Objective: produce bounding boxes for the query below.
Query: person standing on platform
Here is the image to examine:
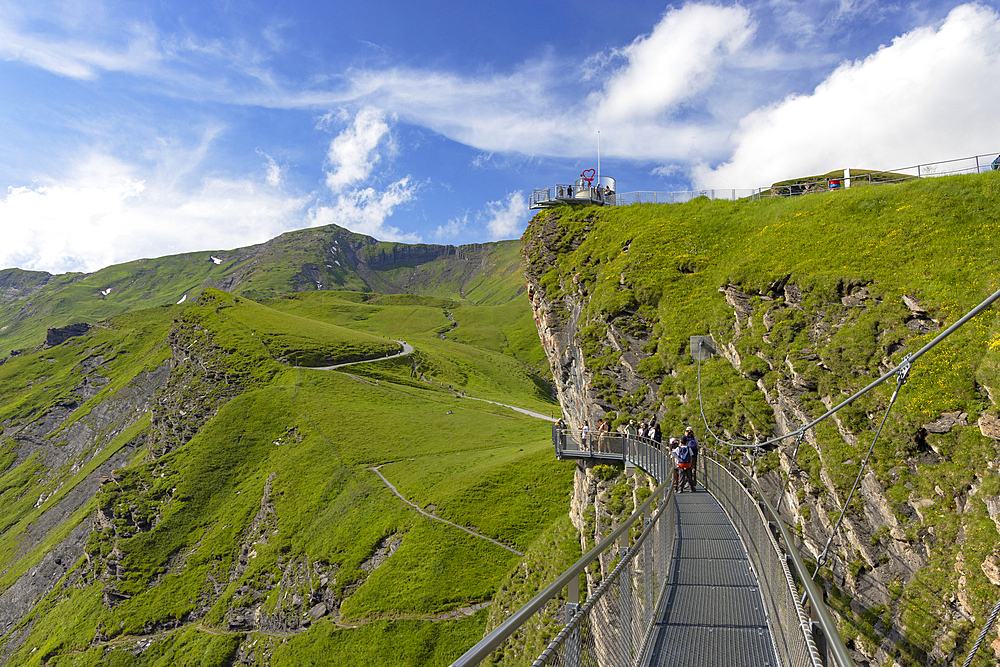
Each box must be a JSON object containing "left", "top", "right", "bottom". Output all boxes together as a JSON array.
[
  {"left": 625, "top": 419, "right": 636, "bottom": 451},
  {"left": 648, "top": 422, "right": 661, "bottom": 449},
  {"left": 681, "top": 426, "right": 699, "bottom": 489}
]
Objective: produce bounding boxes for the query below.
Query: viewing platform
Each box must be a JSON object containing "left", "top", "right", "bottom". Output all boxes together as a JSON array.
[{"left": 530, "top": 173, "right": 617, "bottom": 210}]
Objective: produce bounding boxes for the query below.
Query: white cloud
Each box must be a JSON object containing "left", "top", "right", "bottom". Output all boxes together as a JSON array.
[
  {"left": 480, "top": 191, "right": 528, "bottom": 240},
  {"left": 0, "top": 10, "right": 163, "bottom": 80},
  {"left": 594, "top": 4, "right": 755, "bottom": 124},
  {"left": 325, "top": 106, "right": 391, "bottom": 192},
  {"left": 434, "top": 214, "right": 467, "bottom": 241},
  {"left": 311, "top": 107, "right": 419, "bottom": 242},
  {"left": 310, "top": 177, "right": 419, "bottom": 242},
  {"left": 693, "top": 3, "right": 1000, "bottom": 188},
  {"left": 278, "top": 5, "right": 759, "bottom": 164},
  {"left": 262, "top": 153, "right": 282, "bottom": 187},
  {"left": 0, "top": 152, "right": 311, "bottom": 275},
  {"left": 0, "top": 2, "right": 792, "bottom": 167},
  {"left": 651, "top": 164, "right": 684, "bottom": 178}
]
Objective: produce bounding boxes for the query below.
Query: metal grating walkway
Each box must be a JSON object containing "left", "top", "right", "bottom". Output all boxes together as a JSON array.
[{"left": 643, "top": 490, "right": 779, "bottom": 667}]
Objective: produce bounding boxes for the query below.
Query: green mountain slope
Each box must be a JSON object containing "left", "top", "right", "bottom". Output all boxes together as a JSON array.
[
  {"left": 523, "top": 171, "right": 1000, "bottom": 666},
  {"left": 0, "top": 271, "right": 564, "bottom": 665},
  {"left": 0, "top": 225, "right": 526, "bottom": 359}
]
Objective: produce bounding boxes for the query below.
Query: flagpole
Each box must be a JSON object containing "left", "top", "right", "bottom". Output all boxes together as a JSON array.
[{"left": 597, "top": 131, "right": 601, "bottom": 184}]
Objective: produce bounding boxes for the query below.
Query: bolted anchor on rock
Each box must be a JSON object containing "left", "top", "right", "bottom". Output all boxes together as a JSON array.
[{"left": 689, "top": 335, "right": 717, "bottom": 361}]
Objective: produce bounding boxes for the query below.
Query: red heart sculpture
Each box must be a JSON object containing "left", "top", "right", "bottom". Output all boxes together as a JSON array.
[{"left": 581, "top": 169, "right": 596, "bottom": 184}]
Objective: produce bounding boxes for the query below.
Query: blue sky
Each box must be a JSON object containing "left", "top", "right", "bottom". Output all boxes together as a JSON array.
[{"left": 2, "top": 0, "right": 999, "bottom": 274}]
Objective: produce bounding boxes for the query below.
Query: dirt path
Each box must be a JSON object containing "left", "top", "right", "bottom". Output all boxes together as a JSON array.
[
  {"left": 369, "top": 465, "right": 524, "bottom": 556},
  {"left": 299, "top": 340, "right": 414, "bottom": 370},
  {"left": 460, "top": 396, "right": 556, "bottom": 422},
  {"left": 41, "top": 601, "right": 492, "bottom": 665}
]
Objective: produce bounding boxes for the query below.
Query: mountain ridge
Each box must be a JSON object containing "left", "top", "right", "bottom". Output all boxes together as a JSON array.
[{"left": 0, "top": 223, "right": 526, "bottom": 358}]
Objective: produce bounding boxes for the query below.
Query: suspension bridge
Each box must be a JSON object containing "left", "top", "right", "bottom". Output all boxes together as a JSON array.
[{"left": 450, "top": 285, "right": 1000, "bottom": 667}]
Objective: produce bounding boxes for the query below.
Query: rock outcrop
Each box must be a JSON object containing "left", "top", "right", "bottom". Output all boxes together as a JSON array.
[{"left": 523, "top": 210, "right": 1000, "bottom": 666}]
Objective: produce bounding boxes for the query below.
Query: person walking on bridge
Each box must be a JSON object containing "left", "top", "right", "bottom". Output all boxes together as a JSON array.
[
  {"left": 668, "top": 437, "right": 681, "bottom": 491},
  {"left": 673, "top": 437, "right": 694, "bottom": 492},
  {"left": 681, "top": 426, "right": 699, "bottom": 489}
]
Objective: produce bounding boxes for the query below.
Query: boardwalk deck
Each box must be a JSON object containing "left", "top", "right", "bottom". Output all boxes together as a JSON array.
[{"left": 642, "top": 491, "right": 779, "bottom": 667}]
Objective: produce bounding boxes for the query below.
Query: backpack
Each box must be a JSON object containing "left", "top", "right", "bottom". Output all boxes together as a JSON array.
[{"left": 677, "top": 444, "right": 692, "bottom": 465}]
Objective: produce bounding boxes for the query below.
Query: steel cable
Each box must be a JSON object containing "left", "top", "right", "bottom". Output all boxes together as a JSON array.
[
  {"left": 690, "top": 285, "right": 1000, "bottom": 662},
  {"left": 696, "top": 344, "right": 761, "bottom": 450},
  {"left": 961, "top": 594, "right": 1000, "bottom": 667},
  {"left": 810, "top": 367, "right": 907, "bottom": 581},
  {"left": 774, "top": 431, "right": 807, "bottom": 514}
]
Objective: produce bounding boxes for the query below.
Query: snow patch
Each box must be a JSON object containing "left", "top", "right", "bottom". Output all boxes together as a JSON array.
[
  {"left": 101, "top": 288, "right": 111, "bottom": 296},
  {"left": 177, "top": 294, "right": 187, "bottom": 304},
  {"left": 334, "top": 260, "right": 340, "bottom": 267},
  {"left": 210, "top": 256, "right": 223, "bottom": 265}
]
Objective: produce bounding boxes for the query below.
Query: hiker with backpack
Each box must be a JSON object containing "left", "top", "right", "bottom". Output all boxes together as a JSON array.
[
  {"left": 680, "top": 426, "right": 699, "bottom": 489},
  {"left": 669, "top": 438, "right": 681, "bottom": 491},
  {"left": 673, "top": 437, "right": 695, "bottom": 492}
]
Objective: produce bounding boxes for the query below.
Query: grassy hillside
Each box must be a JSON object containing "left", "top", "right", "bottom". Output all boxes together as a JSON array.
[
  {"left": 0, "top": 227, "right": 527, "bottom": 359},
  {"left": 263, "top": 291, "right": 553, "bottom": 412},
  {"left": 0, "top": 274, "right": 568, "bottom": 666},
  {"left": 523, "top": 170, "right": 1000, "bottom": 666}
]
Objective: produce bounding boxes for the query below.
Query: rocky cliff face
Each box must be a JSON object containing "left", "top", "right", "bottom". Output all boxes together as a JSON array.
[
  {"left": 523, "top": 212, "right": 1000, "bottom": 666},
  {"left": 0, "top": 269, "right": 58, "bottom": 306},
  {"left": 0, "top": 351, "right": 168, "bottom": 655}
]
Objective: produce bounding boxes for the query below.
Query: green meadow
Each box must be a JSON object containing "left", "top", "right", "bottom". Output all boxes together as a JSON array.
[
  {"left": 263, "top": 292, "right": 553, "bottom": 413},
  {"left": 0, "top": 276, "right": 571, "bottom": 666}
]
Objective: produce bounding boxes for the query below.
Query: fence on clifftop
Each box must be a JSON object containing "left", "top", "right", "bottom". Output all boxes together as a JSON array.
[{"left": 532, "top": 152, "right": 1000, "bottom": 210}]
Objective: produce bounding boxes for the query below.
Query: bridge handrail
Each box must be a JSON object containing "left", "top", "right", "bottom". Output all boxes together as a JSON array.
[
  {"left": 451, "top": 437, "right": 672, "bottom": 667},
  {"left": 552, "top": 427, "right": 669, "bottom": 483},
  {"left": 703, "top": 447, "right": 856, "bottom": 667},
  {"left": 454, "top": 428, "right": 856, "bottom": 667}
]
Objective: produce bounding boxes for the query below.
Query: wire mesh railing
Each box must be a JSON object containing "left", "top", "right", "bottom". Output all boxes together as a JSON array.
[
  {"left": 530, "top": 151, "right": 1000, "bottom": 210},
  {"left": 702, "top": 449, "right": 856, "bottom": 667},
  {"left": 553, "top": 428, "right": 670, "bottom": 484},
  {"left": 614, "top": 188, "right": 760, "bottom": 205},
  {"left": 763, "top": 152, "right": 1000, "bottom": 198},
  {"left": 451, "top": 436, "right": 672, "bottom": 667},
  {"left": 531, "top": 482, "right": 675, "bottom": 667},
  {"left": 453, "top": 428, "right": 858, "bottom": 667},
  {"left": 530, "top": 184, "right": 615, "bottom": 208}
]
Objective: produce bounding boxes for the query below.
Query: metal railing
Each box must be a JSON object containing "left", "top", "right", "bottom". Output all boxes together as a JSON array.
[
  {"left": 452, "top": 432, "right": 856, "bottom": 667},
  {"left": 531, "top": 151, "right": 1000, "bottom": 210},
  {"left": 552, "top": 428, "right": 669, "bottom": 484},
  {"left": 531, "top": 185, "right": 616, "bottom": 208},
  {"left": 452, "top": 434, "right": 672, "bottom": 667},
  {"left": 762, "top": 152, "right": 1000, "bottom": 198},
  {"left": 614, "top": 188, "right": 759, "bottom": 205},
  {"left": 700, "top": 449, "right": 855, "bottom": 667}
]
